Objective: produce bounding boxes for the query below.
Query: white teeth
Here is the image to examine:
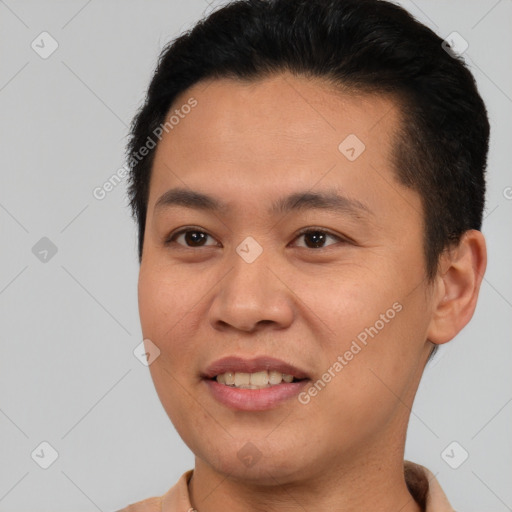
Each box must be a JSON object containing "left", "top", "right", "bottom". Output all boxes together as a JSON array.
[
  {"left": 215, "top": 371, "right": 297, "bottom": 388},
  {"left": 234, "top": 372, "right": 250, "bottom": 387},
  {"left": 269, "top": 370, "right": 283, "bottom": 385},
  {"left": 249, "top": 371, "right": 269, "bottom": 386}
]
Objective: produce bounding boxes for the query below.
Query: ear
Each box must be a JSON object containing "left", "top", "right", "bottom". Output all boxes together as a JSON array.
[{"left": 426, "top": 230, "right": 487, "bottom": 345}]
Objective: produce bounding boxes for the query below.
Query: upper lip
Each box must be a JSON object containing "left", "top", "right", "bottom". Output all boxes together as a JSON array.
[{"left": 202, "top": 356, "right": 310, "bottom": 380}]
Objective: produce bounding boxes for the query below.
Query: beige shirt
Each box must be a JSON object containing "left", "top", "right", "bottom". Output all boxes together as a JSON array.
[{"left": 117, "top": 461, "right": 455, "bottom": 512}]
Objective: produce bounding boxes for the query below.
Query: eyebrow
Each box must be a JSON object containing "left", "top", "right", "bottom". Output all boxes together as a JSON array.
[{"left": 154, "top": 187, "right": 373, "bottom": 219}]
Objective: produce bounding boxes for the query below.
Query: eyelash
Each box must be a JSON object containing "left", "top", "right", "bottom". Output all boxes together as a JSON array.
[{"left": 164, "top": 227, "right": 350, "bottom": 250}]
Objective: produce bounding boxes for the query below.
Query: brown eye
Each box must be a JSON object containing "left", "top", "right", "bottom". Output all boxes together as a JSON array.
[
  {"left": 166, "top": 229, "right": 218, "bottom": 248},
  {"left": 164, "top": 227, "right": 347, "bottom": 250},
  {"left": 293, "top": 229, "right": 345, "bottom": 249}
]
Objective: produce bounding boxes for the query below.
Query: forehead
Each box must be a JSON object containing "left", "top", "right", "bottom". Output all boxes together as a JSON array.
[
  {"left": 148, "top": 72, "right": 414, "bottom": 224},
  {"left": 160, "top": 73, "right": 400, "bottom": 161}
]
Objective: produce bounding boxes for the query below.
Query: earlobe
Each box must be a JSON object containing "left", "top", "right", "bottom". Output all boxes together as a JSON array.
[{"left": 426, "top": 230, "right": 487, "bottom": 345}]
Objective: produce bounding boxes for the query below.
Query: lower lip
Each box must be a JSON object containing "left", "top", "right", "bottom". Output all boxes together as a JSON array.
[{"left": 204, "top": 378, "right": 310, "bottom": 411}]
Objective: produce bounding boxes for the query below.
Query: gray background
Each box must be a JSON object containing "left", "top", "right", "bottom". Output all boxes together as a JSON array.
[{"left": 0, "top": 1, "right": 511, "bottom": 511}]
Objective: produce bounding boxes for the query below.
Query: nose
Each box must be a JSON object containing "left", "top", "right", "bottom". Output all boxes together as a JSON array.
[{"left": 208, "top": 251, "right": 294, "bottom": 333}]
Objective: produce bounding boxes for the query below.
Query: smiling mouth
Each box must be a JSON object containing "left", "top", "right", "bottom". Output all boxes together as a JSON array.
[{"left": 210, "top": 370, "right": 307, "bottom": 389}]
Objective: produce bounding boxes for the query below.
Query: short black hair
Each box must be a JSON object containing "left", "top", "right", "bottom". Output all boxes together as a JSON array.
[{"left": 126, "top": 0, "right": 489, "bottom": 284}]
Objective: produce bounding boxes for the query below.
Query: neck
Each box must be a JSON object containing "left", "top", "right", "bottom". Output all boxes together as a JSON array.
[{"left": 188, "top": 440, "right": 422, "bottom": 512}]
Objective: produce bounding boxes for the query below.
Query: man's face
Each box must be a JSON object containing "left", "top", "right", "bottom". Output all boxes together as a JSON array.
[{"left": 138, "top": 73, "right": 435, "bottom": 482}]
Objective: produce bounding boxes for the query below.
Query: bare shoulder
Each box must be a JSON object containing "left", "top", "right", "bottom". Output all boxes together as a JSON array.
[{"left": 115, "top": 496, "right": 162, "bottom": 512}]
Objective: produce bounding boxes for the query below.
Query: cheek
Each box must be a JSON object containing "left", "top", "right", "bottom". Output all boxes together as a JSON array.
[
  {"left": 138, "top": 263, "right": 195, "bottom": 340},
  {"left": 298, "top": 268, "right": 430, "bottom": 425},
  {"left": 137, "top": 266, "right": 200, "bottom": 429},
  {"left": 318, "top": 294, "right": 429, "bottom": 433},
  {"left": 137, "top": 264, "right": 205, "bottom": 407}
]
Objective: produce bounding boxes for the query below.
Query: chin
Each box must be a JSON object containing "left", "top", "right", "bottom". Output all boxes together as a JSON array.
[{"left": 193, "top": 437, "right": 320, "bottom": 485}]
